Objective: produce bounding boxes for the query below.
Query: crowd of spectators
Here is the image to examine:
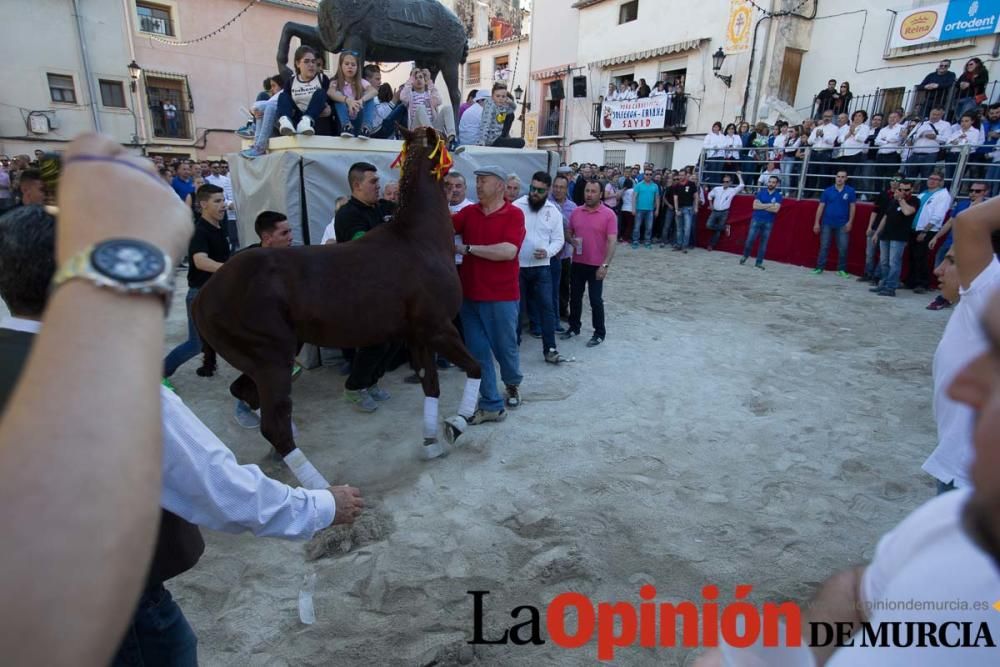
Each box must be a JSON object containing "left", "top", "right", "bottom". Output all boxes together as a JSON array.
[{"left": 238, "top": 47, "right": 525, "bottom": 159}]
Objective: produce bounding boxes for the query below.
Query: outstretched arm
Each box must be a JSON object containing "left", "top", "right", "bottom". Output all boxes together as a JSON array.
[{"left": 0, "top": 134, "right": 193, "bottom": 666}]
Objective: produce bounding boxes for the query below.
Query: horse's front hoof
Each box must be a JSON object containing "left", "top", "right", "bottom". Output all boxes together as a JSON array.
[
  {"left": 443, "top": 415, "right": 468, "bottom": 445},
  {"left": 420, "top": 437, "right": 448, "bottom": 460}
]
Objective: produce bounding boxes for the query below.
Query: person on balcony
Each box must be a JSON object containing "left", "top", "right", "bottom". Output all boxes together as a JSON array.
[
  {"left": 943, "top": 112, "right": 983, "bottom": 186},
  {"left": 808, "top": 110, "right": 837, "bottom": 193},
  {"left": 162, "top": 100, "right": 178, "bottom": 137},
  {"left": 903, "top": 107, "right": 950, "bottom": 186},
  {"left": 953, "top": 58, "right": 989, "bottom": 121},
  {"left": 702, "top": 121, "right": 727, "bottom": 187},
  {"left": 605, "top": 82, "right": 618, "bottom": 102},
  {"left": 832, "top": 81, "right": 852, "bottom": 115},
  {"left": 919, "top": 60, "right": 956, "bottom": 117},
  {"left": 874, "top": 111, "right": 906, "bottom": 190},
  {"left": 722, "top": 123, "right": 741, "bottom": 176},
  {"left": 837, "top": 110, "right": 871, "bottom": 182},
  {"left": 779, "top": 125, "right": 802, "bottom": 192},
  {"left": 813, "top": 79, "right": 838, "bottom": 119}
]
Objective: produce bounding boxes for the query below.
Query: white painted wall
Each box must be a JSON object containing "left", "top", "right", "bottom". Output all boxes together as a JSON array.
[{"left": 0, "top": 0, "right": 136, "bottom": 156}]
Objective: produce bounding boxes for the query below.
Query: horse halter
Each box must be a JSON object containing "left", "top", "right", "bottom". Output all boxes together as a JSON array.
[{"left": 391, "top": 135, "right": 454, "bottom": 181}]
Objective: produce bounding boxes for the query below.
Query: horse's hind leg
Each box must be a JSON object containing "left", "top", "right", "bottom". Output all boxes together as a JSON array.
[
  {"left": 256, "top": 364, "right": 329, "bottom": 489},
  {"left": 230, "top": 373, "right": 258, "bottom": 409},
  {"left": 411, "top": 344, "right": 446, "bottom": 460}
]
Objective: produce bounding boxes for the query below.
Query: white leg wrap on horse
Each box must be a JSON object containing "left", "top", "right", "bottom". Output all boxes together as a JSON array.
[
  {"left": 284, "top": 448, "right": 330, "bottom": 490},
  {"left": 423, "top": 396, "right": 439, "bottom": 440},
  {"left": 459, "top": 378, "right": 481, "bottom": 418}
]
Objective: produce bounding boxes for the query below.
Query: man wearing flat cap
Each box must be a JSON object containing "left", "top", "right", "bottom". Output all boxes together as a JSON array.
[{"left": 452, "top": 165, "right": 526, "bottom": 423}]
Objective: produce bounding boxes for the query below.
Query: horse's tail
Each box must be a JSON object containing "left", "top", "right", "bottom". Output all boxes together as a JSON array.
[{"left": 196, "top": 342, "right": 218, "bottom": 378}]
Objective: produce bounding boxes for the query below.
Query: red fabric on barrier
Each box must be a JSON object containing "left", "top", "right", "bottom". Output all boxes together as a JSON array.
[{"left": 692, "top": 195, "right": 879, "bottom": 274}]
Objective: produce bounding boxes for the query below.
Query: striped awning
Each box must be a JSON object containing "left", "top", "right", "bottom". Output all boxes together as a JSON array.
[
  {"left": 532, "top": 65, "right": 575, "bottom": 81},
  {"left": 588, "top": 38, "right": 707, "bottom": 69}
]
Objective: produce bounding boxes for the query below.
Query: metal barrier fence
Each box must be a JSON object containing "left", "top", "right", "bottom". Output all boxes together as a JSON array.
[{"left": 697, "top": 144, "right": 1000, "bottom": 200}]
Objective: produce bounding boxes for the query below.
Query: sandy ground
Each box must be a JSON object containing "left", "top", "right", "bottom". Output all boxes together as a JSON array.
[{"left": 163, "top": 246, "right": 946, "bottom": 666}]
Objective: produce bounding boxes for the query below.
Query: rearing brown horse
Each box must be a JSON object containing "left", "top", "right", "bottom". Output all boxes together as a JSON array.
[{"left": 192, "top": 126, "right": 483, "bottom": 488}]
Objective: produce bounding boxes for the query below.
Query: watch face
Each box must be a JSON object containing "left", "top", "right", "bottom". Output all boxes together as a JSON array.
[{"left": 91, "top": 239, "right": 167, "bottom": 283}]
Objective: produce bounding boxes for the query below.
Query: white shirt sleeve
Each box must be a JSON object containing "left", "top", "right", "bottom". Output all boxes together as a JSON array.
[
  {"left": 860, "top": 490, "right": 970, "bottom": 610},
  {"left": 320, "top": 220, "right": 337, "bottom": 244},
  {"left": 545, "top": 206, "right": 565, "bottom": 257},
  {"left": 159, "top": 388, "right": 336, "bottom": 539},
  {"left": 920, "top": 191, "right": 953, "bottom": 230}
]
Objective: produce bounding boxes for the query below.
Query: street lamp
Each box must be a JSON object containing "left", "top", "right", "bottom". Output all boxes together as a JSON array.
[
  {"left": 513, "top": 84, "right": 530, "bottom": 138},
  {"left": 128, "top": 60, "right": 142, "bottom": 91},
  {"left": 712, "top": 48, "right": 732, "bottom": 88}
]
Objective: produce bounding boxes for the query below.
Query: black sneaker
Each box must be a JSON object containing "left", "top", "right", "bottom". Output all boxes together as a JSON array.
[
  {"left": 739, "top": 257, "right": 747, "bottom": 265},
  {"left": 505, "top": 385, "right": 521, "bottom": 408},
  {"left": 544, "top": 348, "right": 564, "bottom": 364},
  {"left": 856, "top": 274, "right": 870, "bottom": 282},
  {"left": 586, "top": 335, "right": 604, "bottom": 347},
  {"left": 560, "top": 329, "right": 580, "bottom": 340}
]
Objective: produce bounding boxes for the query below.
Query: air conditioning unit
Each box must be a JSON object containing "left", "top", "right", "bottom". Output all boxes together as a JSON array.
[
  {"left": 29, "top": 114, "right": 50, "bottom": 134},
  {"left": 44, "top": 111, "right": 61, "bottom": 129}
]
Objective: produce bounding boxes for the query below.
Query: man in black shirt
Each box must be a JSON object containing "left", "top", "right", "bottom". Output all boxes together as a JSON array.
[
  {"left": 671, "top": 173, "right": 699, "bottom": 252},
  {"left": 871, "top": 179, "right": 918, "bottom": 297},
  {"left": 164, "top": 184, "right": 230, "bottom": 380},
  {"left": 814, "top": 79, "right": 838, "bottom": 118},
  {"left": 572, "top": 164, "right": 593, "bottom": 206},
  {"left": 242, "top": 211, "right": 293, "bottom": 251},
  {"left": 336, "top": 162, "right": 397, "bottom": 413},
  {"left": 859, "top": 176, "right": 899, "bottom": 283}
]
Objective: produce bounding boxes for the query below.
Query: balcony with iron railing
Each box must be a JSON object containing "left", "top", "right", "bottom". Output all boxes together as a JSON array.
[
  {"left": 148, "top": 105, "right": 193, "bottom": 140},
  {"left": 809, "top": 81, "right": 1000, "bottom": 123},
  {"left": 591, "top": 94, "right": 688, "bottom": 139}
]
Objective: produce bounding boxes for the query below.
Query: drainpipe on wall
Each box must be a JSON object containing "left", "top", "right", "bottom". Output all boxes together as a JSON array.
[
  {"left": 750, "top": 0, "right": 777, "bottom": 121},
  {"left": 122, "top": 0, "right": 148, "bottom": 143},
  {"left": 72, "top": 0, "right": 102, "bottom": 133}
]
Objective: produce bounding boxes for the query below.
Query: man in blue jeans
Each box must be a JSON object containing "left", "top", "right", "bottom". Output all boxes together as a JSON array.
[
  {"left": 453, "top": 166, "right": 526, "bottom": 420},
  {"left": 811, "top": 169, "right": 856, "bottom": 278},
  {"left": 741, "top": 175, "right": 782, "bottom": 269},
  {"left": 871, "top": 179, "right": 918, "bottom": 297},
  {"left": 671, "top": 171, "right": 699, "bottom": 253},
  {"left": 631, "top": 168, "right": 659, "bottom": 248},
  {"left": 513, "top": 171, "right": 565, "bottom": 364},
  {"left": 163, "top": 184, "right": 230, "bottom": 384}
]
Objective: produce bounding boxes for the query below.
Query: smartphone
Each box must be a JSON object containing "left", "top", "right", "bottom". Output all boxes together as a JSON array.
[{"left": 38, "top": 151, "right": 62, "bottom": 202}]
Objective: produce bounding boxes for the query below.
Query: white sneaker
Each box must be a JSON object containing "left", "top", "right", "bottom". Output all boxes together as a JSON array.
[
  {"left": 278, "top": 116, "right": 295, "bottom": 136},
  {"left": 296, "top": 116, "right": 314, "bottom": 135},
  {"left": 340, "top": 131, "right": 355, "bottom": 139}
]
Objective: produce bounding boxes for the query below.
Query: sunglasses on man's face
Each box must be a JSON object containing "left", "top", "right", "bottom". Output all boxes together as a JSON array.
[
  {"left": 529, "top": 186, "right": 549, "bottom": 194},
  {"left": 971, "top": 188, "right": 986, "bottom": 192},
  {"left": 899, "top": 188, "right": 912, "bottom": 193}
]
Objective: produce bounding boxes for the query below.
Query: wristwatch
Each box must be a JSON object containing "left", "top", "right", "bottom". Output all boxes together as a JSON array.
[
  {"left": 466, "top": 244, "right": 473, "bottom": 256},
  {"left": 51, "top": 238, "right": 175, "bottom": 315},
  {"left": 601, "top": 263, "right": 610, "bottom": 268}
]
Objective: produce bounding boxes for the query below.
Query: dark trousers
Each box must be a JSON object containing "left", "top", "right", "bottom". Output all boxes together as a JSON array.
[
  {"left": 619, "top": 211, "right": 635, "bottom": 242},
  {"left": 345, "top": 342, "right": 396, "bottom": 390},
  {"left": 112, "top": 583, "right": 198, "bottom": 667},
  {"left": 520, "top": 265, "right": 556, "bottom": 352},
  {"left": 875, "top": 153, "right": 901, "bottom": 187},
  {"left": 907, "top": 230, "right": 933, "bottom": 289},
  {"left": 163, "top": 288, "right": 201, "bottom": 378},
  {"left": 569, "top": 263, "right": 606, "bottom": 338},
  {"left": 559, "top": 258, "right": 571, "bottom": 319}
]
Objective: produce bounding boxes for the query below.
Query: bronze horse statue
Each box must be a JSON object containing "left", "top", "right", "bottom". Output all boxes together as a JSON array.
[
  {"left": 192, "top": 126, "right": 484, "bottom": 488},
  {"left": 276, "top": 0, "right": 468, "bottom": 131}
]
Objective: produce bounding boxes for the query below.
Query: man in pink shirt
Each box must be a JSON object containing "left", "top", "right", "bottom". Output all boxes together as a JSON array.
[{"left": 562, "top": 181, "right": 617, "bottom": 347}]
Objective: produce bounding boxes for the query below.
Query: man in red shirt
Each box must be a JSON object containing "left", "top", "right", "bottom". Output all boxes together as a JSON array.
[
  {"left": 563, "top": 180, "right": 617, "bottom": 347},
  {"left": 453, "top": 166, "right": 527, "bottom": 422}
]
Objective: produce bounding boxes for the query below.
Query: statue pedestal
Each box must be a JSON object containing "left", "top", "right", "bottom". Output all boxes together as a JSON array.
[{"left": 230, "top": 135, "right": 557, "bottom": 247}]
